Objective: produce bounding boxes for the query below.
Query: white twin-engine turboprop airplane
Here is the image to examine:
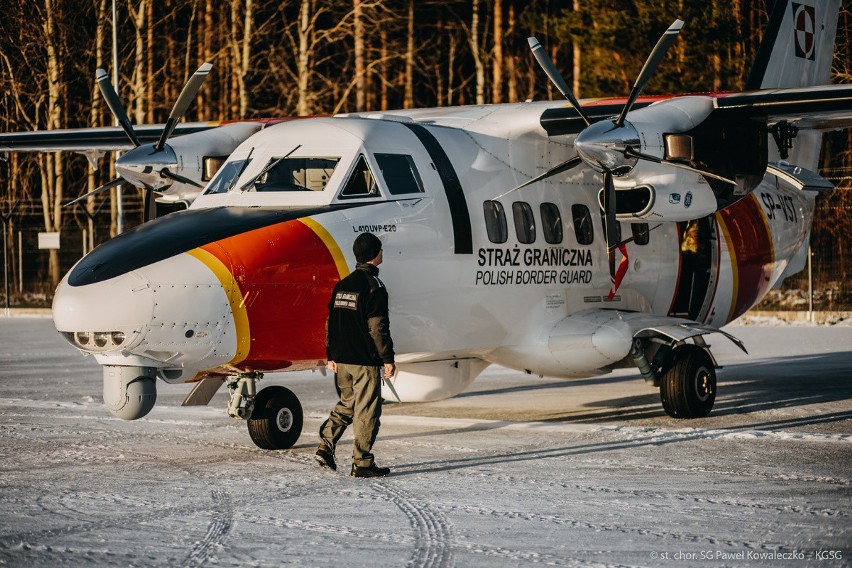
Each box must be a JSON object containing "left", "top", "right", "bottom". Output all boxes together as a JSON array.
[{"left": 5, "top": 0, "right": 852, "bottom": 449}]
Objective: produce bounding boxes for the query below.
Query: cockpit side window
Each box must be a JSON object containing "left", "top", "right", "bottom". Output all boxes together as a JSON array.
[
  {"left": 253, "top": 157, "right": 339, "bottom": 192},
  {"left": 204, "top": 158, "right": 252, "bottom": 194},
  {"left": 339, "top": 154, "right": 380, "bottom": 199},
  {"left": 375, "top": 154, "right": 424, "bottom": 195}
]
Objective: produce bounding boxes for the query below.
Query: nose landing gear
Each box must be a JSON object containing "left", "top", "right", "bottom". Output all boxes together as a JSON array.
[{"left": 226, "top": 373, "right": 304, "bottom": 449}]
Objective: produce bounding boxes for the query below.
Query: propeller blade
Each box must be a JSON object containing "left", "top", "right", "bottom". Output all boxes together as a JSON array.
[
  {"left": 143, "top": 186, "right": 157, "bottom": 222},
  {"left": 603, "top": 170, "right": 618, "bottom": 280},
  {"left": 96, "top": 69, "right": 142, "bottom": 148},
  {"left": 64, "top": 177, "right": 123, "bottom": 208},
  {"left": 155, "top": 62, "right": 213, "bottom": 151},
  {"left": 623, "top": 146, "right": 737, "bottom": 185},
  {"left": 495, "top": 155, "right": 583, "bottom": 199},
  {"left": 160, "top": 168, "right": 203, "bottom": 188},
  {"left": 615, "top": 19, "right": 684, "bottom": 127},
  {"left": 528, "top": 38, "right": 591, "bottom": 127}
]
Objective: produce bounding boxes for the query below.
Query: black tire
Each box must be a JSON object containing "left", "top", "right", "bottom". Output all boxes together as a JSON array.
[
  {"left": 659, "top": 345, "right": 716, "bottom": 418},
  {"left": 247, "top": 386, "right": 303, "bottom": 450}
]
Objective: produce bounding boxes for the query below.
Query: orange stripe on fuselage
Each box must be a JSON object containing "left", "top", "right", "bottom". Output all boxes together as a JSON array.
[
  {"left": 197, "top": 218, "right": 343, "bottom": 371},
  {"left": 717, "top": 194, "right": 775, "bottom": 322}
]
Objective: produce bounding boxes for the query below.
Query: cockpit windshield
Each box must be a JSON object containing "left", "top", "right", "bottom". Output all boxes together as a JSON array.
[
  {"left": 204, "top": 158, "right": 252, "bottom": 195},
  {"left": 250, "top": 156, "right": 340, "bottom": 192}
]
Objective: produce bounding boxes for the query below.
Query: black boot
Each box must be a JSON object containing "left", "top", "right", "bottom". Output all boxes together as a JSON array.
[
  {"left": 315, "top": 448, "right": 337, "bottom": 471},
  {"left": 351, "top": 463, "right": 390, "bottom": 477}
]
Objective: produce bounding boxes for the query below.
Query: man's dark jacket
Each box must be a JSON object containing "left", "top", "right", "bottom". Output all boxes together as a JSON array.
[{"left": 326, "top": 263, "right": 394, "bottom": 366}]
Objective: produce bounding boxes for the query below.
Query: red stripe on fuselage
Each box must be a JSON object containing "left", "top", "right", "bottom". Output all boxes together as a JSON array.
[
  {"left": 718, "top": 194, "right": 774, "bottom": 321},
  {"left": 200, "top": 219, "right": 339, "bottom": 371}
]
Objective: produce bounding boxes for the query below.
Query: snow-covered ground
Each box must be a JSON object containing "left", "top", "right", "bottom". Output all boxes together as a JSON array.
[{"left": 0, "top": 317, "right": 849, "bottom": 567}]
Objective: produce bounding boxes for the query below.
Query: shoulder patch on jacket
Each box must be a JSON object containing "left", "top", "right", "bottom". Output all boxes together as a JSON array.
[{"left": 333, "top": 291, "right": 359, "bottom": 310}]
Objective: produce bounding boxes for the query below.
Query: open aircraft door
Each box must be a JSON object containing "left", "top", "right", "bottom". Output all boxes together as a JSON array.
[{"left": 670, "top": 216, "right": 719, "bottom": 322}]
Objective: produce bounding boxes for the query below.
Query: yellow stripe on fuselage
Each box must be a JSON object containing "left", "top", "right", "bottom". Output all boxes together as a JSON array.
[
  {"left": 298, "top": 217, "right": 351, "bottom": 279},
  {"left": 186, "top": 248, "right": 251, "bottom": 365}
]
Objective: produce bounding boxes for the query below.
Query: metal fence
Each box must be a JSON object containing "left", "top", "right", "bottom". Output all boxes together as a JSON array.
[{"left": 1, "top": 190, "right": 851, "bottom": 311}]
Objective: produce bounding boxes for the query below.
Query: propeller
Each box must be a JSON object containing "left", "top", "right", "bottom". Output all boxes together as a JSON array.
[
  {"left": 501, "top": 20, "right": 744, "bottom": 278},
  {"left": 69, "top": 63, "right": 213, "bottom": 220}
]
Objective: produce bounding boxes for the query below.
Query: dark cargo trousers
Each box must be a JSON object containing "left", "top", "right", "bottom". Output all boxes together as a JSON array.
[{"left": 318, "top": 363, "right": 382, "bottom": 467}]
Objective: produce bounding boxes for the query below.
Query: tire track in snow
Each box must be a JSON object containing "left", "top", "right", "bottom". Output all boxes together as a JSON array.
[
  {"left": 376, "top": 482, "right": 453, "bottom": 568},
  {"left": 181, "top": 489, "right": 233, "bottom": 568}
]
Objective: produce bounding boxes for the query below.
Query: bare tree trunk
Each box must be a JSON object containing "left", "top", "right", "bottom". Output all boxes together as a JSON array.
[
  {"left": 229, "top": 0, "right": 254, "bottom": 118},
  {"left": 130, "top": 0, "right": 148, "bottom": 125},
  {"left": 469, "top": 0, "right": 485, "bottom": 105},
  {"left": 297, "top": 0, "right": 312, "bottom": 115},
  {"left": 380, "top": 26, "right": 389, "bottom": 110},
  {"left": 572, "top": 0, "right": 581, "bottom": 97},
  {"left": 199, "top": 0, "right": 213, "bottom": 120},
  {"left": 240, "top": 0, "right": 253, "bottom": 116},
  {"left": 43, "top": 0, "right": 64, "bottom": 287},
  {"left": 146, "top": 0, "right": 154, "bottom": 122},
  {"left": 447, "top": 26, "right": 456, "bottom": 106},
  {"left": 491, "top": 0, "right": 503, "bottom": 104},
  {"left": 404, "top": 0, "right": 414, "bottom": 108},
  {"left": 507, "top": 4, "right": 517, "bottom": 102},
  {"left": 87, "top": 0, "right": 108, "bottom": 251},
  {"left": 353, "top": 0, "right": 366, "bottom": 111}
]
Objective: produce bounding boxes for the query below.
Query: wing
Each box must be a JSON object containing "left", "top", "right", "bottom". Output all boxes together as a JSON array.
[
  {"left": 0, "top": 122, "right": 219, "bottom": 152},
  {"left": 713, "top": 84, "right": 852, "bottom": 130}
]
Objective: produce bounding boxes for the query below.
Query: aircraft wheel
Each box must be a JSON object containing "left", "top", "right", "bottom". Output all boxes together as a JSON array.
[
  {"left": 659, "top": 345, "right": 716, "bottom": 418},
  {"left": 247, "top": 386, "right": 303, "bottom": 450}
]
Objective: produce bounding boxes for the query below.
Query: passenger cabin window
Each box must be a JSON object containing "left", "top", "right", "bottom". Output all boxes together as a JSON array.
[
  {"left": 631, "top": 223, "right": 650, "bottom": 245},
  {"left": 513, "top": 202, "right": 536, "bottom": 244},
  {"left": 339, "top": 155, "right": 380, "bottom": 198},
  {"left": 254, "top": 156, "right": 339, "bottom": 192},
  {"left": 483, "top": 201, "right": 508, "bottom": 243},
  {"left": 572, "top": 204, "right": 594, "bottom": 245},
  {"left": 204, "top": 158, "right": 252, "bottom": 194},
  {"left": 540, "top": 202, "right": 563, "bottom": 244},
  {"left": 375, "top": 154, "right": 424, "bottom": 195}
]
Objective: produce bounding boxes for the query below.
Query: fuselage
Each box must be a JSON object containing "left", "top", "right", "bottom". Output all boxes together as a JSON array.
[{"left": 52, "top": 100, "right": 814, "bottom": 383}]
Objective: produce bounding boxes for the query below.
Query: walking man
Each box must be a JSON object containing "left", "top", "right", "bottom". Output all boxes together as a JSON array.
[{"left": 315, "top": 232, "right": 396, "bottom": 477}]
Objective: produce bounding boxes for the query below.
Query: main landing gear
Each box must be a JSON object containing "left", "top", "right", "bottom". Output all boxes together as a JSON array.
[
  {"left": 226, "top": 373, "right": 304, "bottom": 449},
  {"left": 632, "top": 339, "right": 717, "bottom": 418}
]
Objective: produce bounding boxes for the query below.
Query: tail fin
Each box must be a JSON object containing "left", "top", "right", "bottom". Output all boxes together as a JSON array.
[{"left": 745, "top": 0, "right": 840, "bottom": 90}]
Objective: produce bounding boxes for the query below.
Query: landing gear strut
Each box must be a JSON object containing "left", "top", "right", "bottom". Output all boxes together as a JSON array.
[{"left": 226, "top": 373, "right": 304, "bottom": 449}]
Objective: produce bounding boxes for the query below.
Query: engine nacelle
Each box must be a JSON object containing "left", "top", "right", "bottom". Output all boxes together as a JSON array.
[
  {"left": 103, "top": 365, "right": 157, "bottom": 420},
  {"left": 607, "top": 166, "right": 720, "bottom": 222},
  {"left": 383, "top": 359, "right": 490, "bottom": 402},
  {"left": 115, "top": 122, "right": 262, "bottom": 205}
]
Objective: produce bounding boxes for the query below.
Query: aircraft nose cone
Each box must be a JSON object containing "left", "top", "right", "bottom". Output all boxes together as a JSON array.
[
  {"left": 115, "top": 143, "right": 177, "bottom": 189},
  {"left": 575, "top": 120, "right": 640, "bottom": 175},
  {"left": 53, "top": 266, "right": 155, "bottom": 352},
  {"left": 54, "top": 250, "right": 241, "bottom": 371}
]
